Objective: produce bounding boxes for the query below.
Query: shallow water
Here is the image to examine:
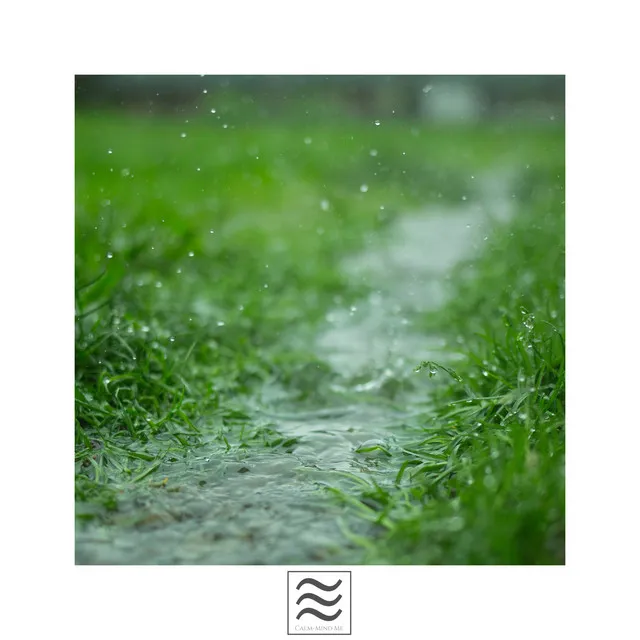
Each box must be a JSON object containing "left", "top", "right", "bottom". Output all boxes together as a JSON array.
[{"left": 76, "top": 170, "right": 515, "bottom": 565}]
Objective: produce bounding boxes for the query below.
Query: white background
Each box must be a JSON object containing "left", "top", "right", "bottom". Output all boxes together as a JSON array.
[{"left": 2, "top": 1, "right": 639, "bottom": 638}]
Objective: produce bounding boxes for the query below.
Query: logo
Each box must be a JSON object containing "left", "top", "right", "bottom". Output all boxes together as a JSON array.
[{"left": 287, "top": 571, "right": 352, "bottom": 635}]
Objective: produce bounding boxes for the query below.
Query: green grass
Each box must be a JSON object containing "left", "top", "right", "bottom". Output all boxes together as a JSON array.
[
  {"left": 332, "top": 170, "right": 565, "bottom": 564},
  {"left": 75, "top": 108, "right": 564, "bottom": 563}
]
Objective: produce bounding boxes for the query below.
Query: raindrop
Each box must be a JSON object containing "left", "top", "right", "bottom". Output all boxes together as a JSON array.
[
  {"left": 107, "top": 149, "right": 113, "bottom": 154},
  {"left": 121, "top": 168, "right": 130, "bottom": 177},
  {"left": 263, "top": 283, "right": 268, "bottom": 289},
  {"left": 304, "top": 137, "right": 312, "bottom": 145},
  {"left": 176, "top": 268, "right": 182, "bottom": 274},
  {"left": 320, "top": 199, "right": 330, "bottom": 211},
  {"left": 482, "top": 370, "right": 489, "bottom": 377},
  {"left": 209, "top": 229, "right": 215, "bottom": 234},
  {"left": 106, "top": 252, "right": 113, "bottom": 259},
  {"left": 217, "top": 321, "right": 225, "bottom": 327},
  {"left": 461, "top": 195, "right": 467, "bottom": 201},
  {"left": 155, "top": 281, "right": 162, "bottom": 288},
  {"left": 210, "top": 108, "right": 216, "bottom": 114},
  {"left": 238, "top": 304, "right": 244, "bottom": 311},
  {"left": 202, "top": 89, "right": 208, "bottom": 94},
  {"left": 180, "top": 132, "right": 187, "bottom": 138},
  {"left": 360, "top": 184, "right": 369, "bottom": 193},
  {"left": 222, "top": 124, "right": 228, "bottom": 129},
  {"left": 370, "top": 149, "right": 378, "bottom": 157},
  {"left": 188, "top": 251, "right": 195, "bottom": 257},
  {"left": 374, "top": 120, "right": 380, "bottom": 126},
  {"left": 169, "top": 336, "right": 175, "bottom": 342},
  {"left": 196, "top": 167, "right": 201, "bottom": 172},
  {"left": 141, "top": 325, "right": 150, "bottom": 333}
]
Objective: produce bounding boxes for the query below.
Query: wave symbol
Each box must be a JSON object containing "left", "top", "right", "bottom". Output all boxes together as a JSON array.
[
  {"left": 295, "top": 578, "right": 342, "bottom": 592},
  {"left": 295, "top": 577, "right": 343, "bottom": 621},
  {"left": 296, "top": 593, "right": 342, "bottom": 607},
  {"left": 296, "top": 608, "right": 343, "bottom": 621}
]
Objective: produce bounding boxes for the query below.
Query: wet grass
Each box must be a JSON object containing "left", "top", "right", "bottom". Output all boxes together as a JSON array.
[
  {"left": 333, "top": 171, "right": 565, "bottom": 563},
  {"left": 75, "top": 108, "right": 564, "bottom": 563}
]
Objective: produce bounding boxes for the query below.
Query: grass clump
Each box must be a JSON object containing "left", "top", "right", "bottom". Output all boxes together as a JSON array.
[{"left": 338, "top": 170, "right": 565, "bottom": 564}]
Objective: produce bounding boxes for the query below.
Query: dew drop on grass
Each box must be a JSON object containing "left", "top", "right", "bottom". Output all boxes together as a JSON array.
[
  {"left": 210, "top": 108, "right": 216, "bottom": 114},
  {"left": 370, "top": 149, "right": 378, "bottom": 157},
  {"left": 107, "top": 149, "right": 113, "bottom": 154},
  {"left": 176, "top": 268, "right": 182, "bottom": 274},
  {"left": 180, "top": 132, "right": 187, "bottom": 138},
  {"left": 106, "top": 252, "right": 113, "bottom": 259},
  {"left": 188, "top": 251, "right": 195, "bottom": 257},
  {"left": 155, "top": 281, "right": 163, "bottom": 288},
  {"left": 169, "top": 336, "right": 175, "bottom": 343},
  {"left": 360, "top": 184, "right": 369, "bottom": 193},
  {"left": 482, "top": 370, "right": 489, "bottom": 377},
  {"left": 374, "top": 120, "right": 380, "bottom": 126}
]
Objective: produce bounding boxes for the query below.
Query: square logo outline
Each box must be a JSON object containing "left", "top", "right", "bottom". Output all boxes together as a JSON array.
[{"left": 287, "top": 570, "right": 352, "bottom": 636}]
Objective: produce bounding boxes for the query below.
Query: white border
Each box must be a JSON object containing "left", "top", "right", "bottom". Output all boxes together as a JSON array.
[{"left": 4, "top": 1, "right": 639, "bottom": 638}]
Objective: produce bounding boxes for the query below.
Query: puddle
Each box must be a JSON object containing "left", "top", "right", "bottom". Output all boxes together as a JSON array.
[{"left": 76, "top": 170, "right": 515, "bottom": 565}]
